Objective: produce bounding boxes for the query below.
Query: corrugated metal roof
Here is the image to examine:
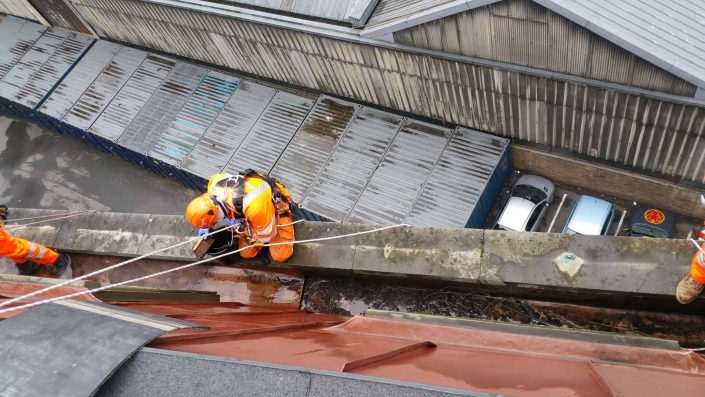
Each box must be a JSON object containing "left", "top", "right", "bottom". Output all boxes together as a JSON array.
[
  {"left": 118, "top": 62, "right": 208, "bottom": 155},
  {"left": 181, "top": 80, "right": 277, "bottom": 179},
  {"left": 39, "top": 40, "right": 122, "bottom": 120},
  {"left": 0, "top": 1, "right": 40, "bottom": 22},
  {"left": 301, "top": 107, "right": 403, "bottom": 221},
  {"left": 226, "top": 0, "right": 379, "bottom": 26},
  {"left": 0, "top": 21, "right": 45, "bottom": 80},
  {"left": 62, "top": 47, "right": 147, "bottom": 131},
  {"left": 223, "top": 91, "right": 314, "bottom": 174},
  {"left": 533, "top": 0, "right": 705, "bottom": 89},
  {"left": 406, "top": 127, "right": 509, "bottom": 227},
  {"left": 89, "top": 54, "right": 176, "bottom": 141},
  {"left": 271, "top": 96, "right": 359, "bottom": 202},
  {"left": 14, "top": 33, "right": 93, "bottom": 109},
  {"left": 347, "top": 119, "right": 452, "bottom": 224},
  {"left": 0, "top": 16, "right": 28, "bottom": 46},
  {"left": 0, "top": 28, "right": 69, "bottom": 102},
  {"left": 148, "top": 71, "right": 240, "bottom": 166}
]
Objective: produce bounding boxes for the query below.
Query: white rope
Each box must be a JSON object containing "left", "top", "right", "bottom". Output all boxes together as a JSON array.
[
  {"left": 0, "top": 223, "right": 407, "bottom": 315},
  {"left": 277, "top": 219, "right": 305, "bottom": 227},
  {"left": 689, "top": 238, "right": 705, "bottom": 256},
  {"left": 0, "top": 224, "right": 239, "bottom": 309},
  {"left": 3, "top": 210, "right": 99, "bottom": 231},
  {"left": 6, "top": 210, "right": 95, "bottom": 223}
]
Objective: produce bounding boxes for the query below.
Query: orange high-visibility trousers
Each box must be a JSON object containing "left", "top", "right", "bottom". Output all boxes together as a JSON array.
[
  {"left": 691, "top": 243, "right": 705, "bottom": 284},
  {"left": 237, "top": 214, "right": 295, "bottom": 263},
  {"left": 0, "top": 228, "right": 59, "bottom": 265}
]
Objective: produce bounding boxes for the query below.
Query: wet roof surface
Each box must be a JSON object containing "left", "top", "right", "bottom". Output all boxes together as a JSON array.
[
  {"left": 0, "top": 16, "right": 510, "bottom": 229},
  {"left": 102, "top": 302, "right": 705, "bottom": 397}
]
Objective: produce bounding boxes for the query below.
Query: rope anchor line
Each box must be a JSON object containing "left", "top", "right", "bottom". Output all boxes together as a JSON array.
[{"left": 0, "top": 223, "right": 408, "bottom": 315}]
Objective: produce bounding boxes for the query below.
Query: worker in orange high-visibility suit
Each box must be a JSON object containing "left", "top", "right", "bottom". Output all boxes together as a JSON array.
[
  {"left": 185, "top": 170, "right": 297, "bottom": 263},
  {"left": 0, "top": 205, "right": 72, "bottom": 276}
]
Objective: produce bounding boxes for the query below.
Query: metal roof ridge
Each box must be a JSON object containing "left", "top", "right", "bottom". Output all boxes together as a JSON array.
[{"left": 140, "top": 0, "right": 705, "bottom": 107}]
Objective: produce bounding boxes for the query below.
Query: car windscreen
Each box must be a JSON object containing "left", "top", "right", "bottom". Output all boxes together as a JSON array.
[{"left": 512, "top": 184, "right": 547, "bottom": 204}]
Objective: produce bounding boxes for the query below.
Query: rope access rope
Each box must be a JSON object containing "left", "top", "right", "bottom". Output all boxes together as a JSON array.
[
  {"left": 0, "top": 224, "right": 239, "bottom": 309},
  {"left": 5, "top": 209, "right": 96, "bottom": 223},
  {"left": 0, "top": 223, "right": 407, "bottom": 315},
  {"left": 4, "top": 210, "right": 99, "bottom": 231}
]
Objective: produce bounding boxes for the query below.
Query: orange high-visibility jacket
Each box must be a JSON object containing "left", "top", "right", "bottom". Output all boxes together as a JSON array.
[
  {"left": 208, "top": 174, "right": 292, "bottom": 243},
  {"left": 0, "top": 222, "right": 58, "bottom": 265}
]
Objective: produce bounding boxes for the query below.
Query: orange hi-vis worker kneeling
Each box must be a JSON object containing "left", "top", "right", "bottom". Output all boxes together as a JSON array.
[
  {"left": 185, "top": 170, "right": 296, "bottom": 263},
  {"left": 0, "top": 226, "right": 59, "bottom": 266},
  {"left": 0, "top": 205, "right": 72, "bottom": 276}
]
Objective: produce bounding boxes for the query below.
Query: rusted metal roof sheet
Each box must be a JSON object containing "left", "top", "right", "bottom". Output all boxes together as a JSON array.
[
  {"left": 302, "top": 107, "right": 403, "bottom": 221},
  {"left": 0, "top": 28, "right": 69, "bottom": 102},
  {"left": 223, "top": 91, "right": 314, "bottom": 174},
  {"left": 13, "top": 33, "right": 93, "bottom": 109},
  {"left": 347, "top": 119, "right": 452, "bottom": 224},
  {"left": 62, "top": 46, "right": 147, "bottom": 131},
  {"left": 106, "top": 302, "right": 705, "bottom": 397},
  {"left": 149, "top": 71, "right": 240, "bottom": 166},
  {"left": 0, "top": 20, "right": 45, "bottom": 80},
  {"left": 181, "top": 80, "right": 277, "bottom": 179},
  {"left": 271, "top": 96, "right": 360, "bottom": 202},
  {"left": 89, "top": 54, "right": 176, "bottom": 142},
  {"left": 117, "top": 62, "right": 207, "bottom": 155},
  {"left": 38, "top": 40, "right": 122, "bottom": 120},
  {"left": 406, "top": 127, "right": 510, "bottom": 227}
]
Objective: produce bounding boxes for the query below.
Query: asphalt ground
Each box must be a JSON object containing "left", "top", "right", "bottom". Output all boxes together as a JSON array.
[
  {"left": 0, "top": 111, "right": 198, "bottom": 215},
  {"left": 487, "top": 170, "right": 700, "bottom": 238}
]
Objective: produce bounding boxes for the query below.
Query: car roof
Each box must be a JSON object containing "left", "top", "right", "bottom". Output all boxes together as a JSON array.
[
  {"left": 629, "top": 205, "right": 676, "bottom": 237},
  {"left": 515, "top": 174, "right": 554, "bottom": 192},
  {"left": 565, "top": 195, "right": 613, "bottom": 235},
  {"left": 497, "top": 196, "right": 536, "bottom": 231}
]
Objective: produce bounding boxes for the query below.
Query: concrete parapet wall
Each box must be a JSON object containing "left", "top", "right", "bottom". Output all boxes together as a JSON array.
[{"left": 5, "top": 209, "right": 695, "bottom": 304}]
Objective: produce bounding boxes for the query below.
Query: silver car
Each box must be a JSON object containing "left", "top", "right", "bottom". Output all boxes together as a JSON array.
[{"left": 494, "top": 175, "right": 555, "bottom": 232}]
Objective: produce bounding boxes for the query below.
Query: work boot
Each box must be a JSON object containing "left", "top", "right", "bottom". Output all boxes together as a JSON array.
[
  {"left": 676, "top": 274, "right": 705, "bottom": 304},
  {"left": 50, "top": 253, "right": 72, "bottom": 277},
  {"left": 15, "top": 261, "right": 40, "bottom": 276}
]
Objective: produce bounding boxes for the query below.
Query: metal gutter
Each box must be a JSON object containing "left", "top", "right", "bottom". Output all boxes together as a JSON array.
[{"left": 142, "top": 0, "right": 705, "bottom": 108}]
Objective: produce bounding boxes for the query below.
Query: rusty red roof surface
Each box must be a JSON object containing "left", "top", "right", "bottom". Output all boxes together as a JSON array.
[{"left": 105, "top": 302, "right": 705, "bottom": 397}]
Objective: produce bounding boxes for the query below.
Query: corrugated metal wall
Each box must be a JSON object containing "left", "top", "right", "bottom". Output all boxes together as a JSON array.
[
  {"left": 29, "top": 0, "right": 705, "bottom": 185},
  {"left": 392, "top": 0, "right": 696, "bottom": 97},
  {"left": 0, "top": 0, "right": 39, "bottom": 21}
]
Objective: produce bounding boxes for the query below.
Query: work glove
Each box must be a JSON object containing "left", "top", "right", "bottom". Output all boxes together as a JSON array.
[
  {"left": 197, "top": 228, "right": 211, "bottom": 240},
  {"left": 0, "top": 205, "right": 7, "bottom": 221}
]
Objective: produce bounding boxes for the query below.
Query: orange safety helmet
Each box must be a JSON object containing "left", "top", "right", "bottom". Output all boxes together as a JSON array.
[{"left": 185, "top": 193, "right": 219, "bottom": 229}]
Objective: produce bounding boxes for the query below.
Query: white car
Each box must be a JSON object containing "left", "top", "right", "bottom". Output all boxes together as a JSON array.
[{"left": 493, "top": 175, "right": 555, "bottom": 232}]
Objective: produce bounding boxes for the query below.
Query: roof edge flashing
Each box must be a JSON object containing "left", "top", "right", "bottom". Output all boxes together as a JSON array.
[
  {"left": 361, "top": 0, "right": 502, "bottom": 38},
  {"left": 348, "top": 0, "right": 381, "bottom": 27}
]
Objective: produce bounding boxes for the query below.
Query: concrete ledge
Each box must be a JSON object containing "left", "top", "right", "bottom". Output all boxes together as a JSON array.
[{"left": 6, "top": 209, "right": 695, "bottom": 305}]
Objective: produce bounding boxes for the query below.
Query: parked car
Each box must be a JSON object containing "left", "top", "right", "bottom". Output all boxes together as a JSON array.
[
  {"left": 562, "top": 195, "right": 615, "bottom": 235},
  {"left": 626, "top": 205, "right": 675, "bottom": 238},
  {"left": 494, "top": 175, "right": 555, "bottom": 232}
]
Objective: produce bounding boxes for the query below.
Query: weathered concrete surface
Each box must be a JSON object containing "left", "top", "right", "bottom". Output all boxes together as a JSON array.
[
  {"left": 353, "top": 226, "right": 484, "bottom": 282},
  {"left": 483, "top": 230, "right": 691, "bottom": 297},
  {"left": 6, "top": 209, "right": 696, "bottom": 305},
  {"left": 0, "top": 113, "right": 197, "bottom": 214},
  {"left": 513, "top": 145, "right": 705, "bottom": 219}
]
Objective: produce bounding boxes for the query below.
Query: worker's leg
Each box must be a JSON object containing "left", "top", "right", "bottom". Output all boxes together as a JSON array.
[
  {"left": 691, "top": 251, "right": 705, "bottom": 284},
  {"left": 269, "top": 214, "right": 294, "bottom": 263},
  {"left": 676, "top": 248, "right": 705, "bottom": 304},
  {"left": 0, "top": 234, "right": 59, "bottom": 266},
  {"left": 238, "top": 235, "right": 261, "bottom": 259}
]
